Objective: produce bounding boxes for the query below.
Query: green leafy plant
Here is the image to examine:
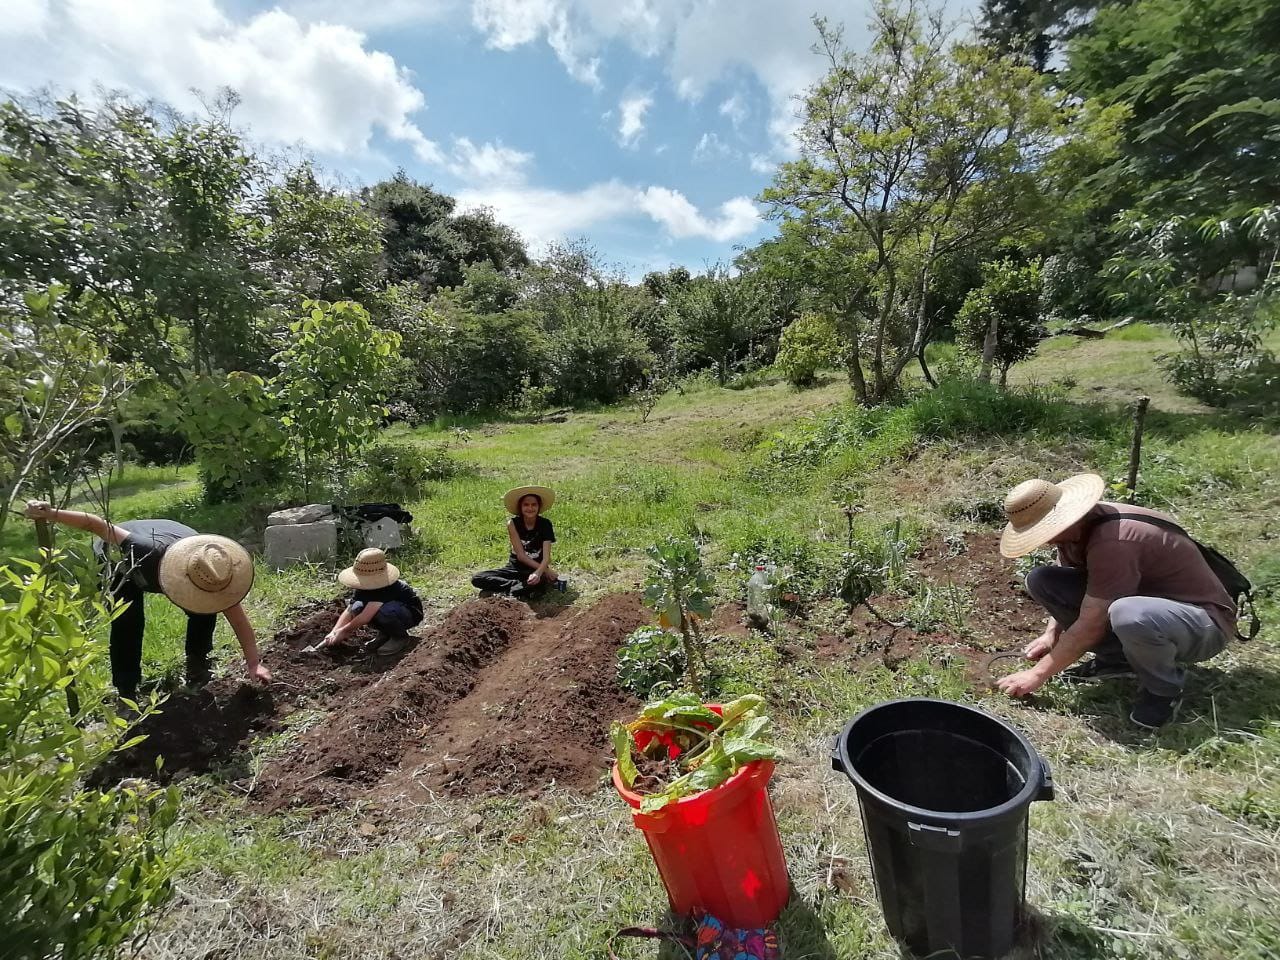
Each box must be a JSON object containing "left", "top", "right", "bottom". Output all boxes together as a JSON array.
[
  {"left": 611, "top": 694, "right": 781, "bottom": 813},
  {"left": 616, "top": 626, "right": 687, "bottom": 698},
  {"left": 179, "top": 371, "right": 287, "bottom": 504},
  {"left": 348, "top": 440, "right": 460, "bottom": 502},
  {"left": 272, "top": 299, "right": 402, "bottom": 499},
  {"left": 956, "top": 259, "right": 1046, "bottom": 388},
  {"left": 776, "top": 313, "right": 841, "bottom": 388},
  {"left": 0, "top": 557, "right": 181, "bottom": 959},
  {"left": 642, "top": 537, "right": 715, "bottom": 696}
]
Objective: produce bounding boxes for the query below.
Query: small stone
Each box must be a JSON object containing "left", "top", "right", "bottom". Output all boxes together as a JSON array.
[
  {"left": 356, "top": 822, "right": 377, "bottom": 838},
  {"left": 439, "top": 851, "right": 459, "bottom": 869},
  {"left": 461, "top": 813, "right": 483, "bottom": 834},
  {"left": 264, "top": 517, "right": 339, "bottom": 570}
]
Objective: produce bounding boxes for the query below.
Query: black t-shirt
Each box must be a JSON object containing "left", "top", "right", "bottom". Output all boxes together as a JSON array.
[
  {"left": 509, "top": 516, "right": 556, "bottom": 566},
  {"left": 98, "top": 519, "right": 197, "bottom": 593},
  {"left": 352, "top": 579, "right": 423, "bottom": 618}
]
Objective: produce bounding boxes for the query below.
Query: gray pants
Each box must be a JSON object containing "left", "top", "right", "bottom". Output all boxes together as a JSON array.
[{"left": 1025, "top": 566, "right": 1227, "bottom": 697}]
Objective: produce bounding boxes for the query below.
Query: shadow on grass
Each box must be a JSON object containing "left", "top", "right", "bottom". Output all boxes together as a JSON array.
[{"left": 1063, "top": 660, "right": 1280, "bottom": 750}]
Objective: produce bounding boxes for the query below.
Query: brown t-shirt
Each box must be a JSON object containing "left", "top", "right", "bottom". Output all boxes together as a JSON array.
[{"left": 1056, "top": 502, "right": 1236, "bottom": 635}]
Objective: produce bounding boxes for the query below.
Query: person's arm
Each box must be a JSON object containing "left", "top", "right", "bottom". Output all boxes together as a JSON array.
[
  {"left": 334, "top": 601, "right": 382, "bottom": 640},
  {"left": 222, "top": 602, "right": 272, "bottom": 684},
  {"left": 527, "top": 542, "right": 552, "bottom": 586},
  {"left": 322, "top": 606, "right": 358, "bottom": 646},
  {"left": 508, "top": 521, "right": 539, "bottom": 570},
  {"left": 1024, "top": 616, "right": 1062, "bottom": 659},
  {"left": 25, "top": 500, "right": 130, "bottom": 545},
  {"left": 998, "top": 598, "right": 1110, "bottom": 696}
]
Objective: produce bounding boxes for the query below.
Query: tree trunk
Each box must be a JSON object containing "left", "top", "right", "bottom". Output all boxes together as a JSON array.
[
  {"left": 918, "top": 348, "right": 937, "bottom": 387},
  {"left": 979, "top": 313, "right": 1000, "bottom": 384},
  {"left": 999, "top": 363, "right": 1009, "bottom": 389}
]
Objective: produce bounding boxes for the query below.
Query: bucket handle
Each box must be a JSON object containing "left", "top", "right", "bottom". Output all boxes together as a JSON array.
[
  {"left": 907, "top": 821, "right": 962, "bottom": 851},
  {"left": 1036, "top": 757, "right": 1054, "bottom": 802},
  {"left": 829, "top": 738, "right": 843, "bottom": 774}
]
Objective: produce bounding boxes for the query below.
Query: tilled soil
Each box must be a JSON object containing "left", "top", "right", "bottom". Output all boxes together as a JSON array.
[
  {"left": 91, "top": 599, "right": 390, "bottom": 787},
  {"left": 253, "top": 593, "right": 650, "bottom": 809},
  {"left": 814, "top": 531, "right": 1044, "bottom": 682}
]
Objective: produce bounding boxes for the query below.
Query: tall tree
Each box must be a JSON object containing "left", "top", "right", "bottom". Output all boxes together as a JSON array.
[{"left": 763, "top": 3, "right": 1063, "bottom": 403}]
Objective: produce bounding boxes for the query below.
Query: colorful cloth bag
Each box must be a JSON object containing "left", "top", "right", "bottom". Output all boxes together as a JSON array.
[{"left": 608, "top": 912, "right": 781, "bottom": 960}]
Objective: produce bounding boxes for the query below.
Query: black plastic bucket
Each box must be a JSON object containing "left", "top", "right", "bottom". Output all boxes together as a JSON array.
[{"left": 831, "top": 698, "right": 1054, "bottom": 960}]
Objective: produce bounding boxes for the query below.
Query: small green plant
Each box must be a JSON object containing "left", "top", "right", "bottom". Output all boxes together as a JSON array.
[
  {"left": 776, "top": 313, "right": 841, "bottom": 387},
  {"left": 611, "top": 694, "right": 781, "bottom": 812},
  {"left": 642, "top": 536, "right": 714, "bottom": 696},
  {"left": 616, "top": 626, "right": 686, "bottom": 698},
  {"left": 349, "top": 440, "right": 460, "bottom": 502}
]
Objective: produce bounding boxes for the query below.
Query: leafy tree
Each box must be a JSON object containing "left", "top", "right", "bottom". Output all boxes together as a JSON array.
[
  {"left": 669, "top": 266, "right": 766, "bottom": 385},
  {"left": 272, "top": 300, "right": 401, "bottom": 498},
  {"left": 763, "top": 4, "right": 1063, "bottom": 403},
  {"left": 179, "top": 372, "right": 287, "bottom": 504},
  {"left": 776, "top": 313, "right": 842, "bottom": 387},
  {"left": 956, "top": 259, "right": 1046, "bottom": 387}
]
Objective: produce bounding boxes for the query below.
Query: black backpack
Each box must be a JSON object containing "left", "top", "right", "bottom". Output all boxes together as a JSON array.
[{"left": 1093, "top": 513, "right": 1260, "bottom": 641}]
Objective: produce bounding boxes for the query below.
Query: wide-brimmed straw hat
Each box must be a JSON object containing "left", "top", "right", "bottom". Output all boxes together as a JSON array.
[
  {"left": 503, "top": 485, "right": 555, "bottom": 515},
  {"left": 338, "top": 548, "right": 400, "bottom": 590},
  {"left": 999, "top": 473, "right": 1106, "bottom": 558},
  {"left": 158, "top": 535, "right": 255, "bottom": 614}
]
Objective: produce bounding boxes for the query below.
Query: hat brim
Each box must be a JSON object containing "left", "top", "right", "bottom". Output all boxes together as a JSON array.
[
  {"left": 337, "top": 562, "right": 400, "bottom": 590},
  {"left": 1000, "top": 473, "right": 1106, "bottom": 558},
  {"left": 158, "top": 535, "right": 255, "bottom": 614},
  {"left": 503, "top": 485, "right": 555, "bottom": 515}
]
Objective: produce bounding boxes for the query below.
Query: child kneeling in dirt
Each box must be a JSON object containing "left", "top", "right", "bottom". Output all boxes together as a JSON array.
[
  {"left": 310, "top": 548, "right": 423, "bottom": 656},
  {"left": 471, "top": 485, "right": 566, "bottom": 598}
]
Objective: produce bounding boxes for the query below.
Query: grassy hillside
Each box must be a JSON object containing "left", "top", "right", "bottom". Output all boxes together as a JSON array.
[{"left": 12, "top": 327, "right": 1278, "bottom": 959}]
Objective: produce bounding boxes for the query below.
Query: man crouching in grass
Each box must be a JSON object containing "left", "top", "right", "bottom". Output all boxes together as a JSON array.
[{"left": 995, "top": 473, "right": 1237, "bottom": 729}]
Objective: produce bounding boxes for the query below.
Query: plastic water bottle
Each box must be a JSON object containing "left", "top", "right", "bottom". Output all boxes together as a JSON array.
[{"left": 747, "top": 565, "right": 773, "bottom": 627}]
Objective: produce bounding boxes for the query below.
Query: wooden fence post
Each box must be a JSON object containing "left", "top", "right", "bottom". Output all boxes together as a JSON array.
[{"left": 1126, "top": 396, "right": 1150, "bottom": 504}]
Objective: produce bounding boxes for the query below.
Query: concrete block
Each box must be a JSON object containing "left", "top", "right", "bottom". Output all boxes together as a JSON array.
[
  {"left": 362, "top": 517, "right": 403, "bottom": 550},
  {"left": 264, "top": 517, "right": 339, "bottom": 569},
  {"left": 267, "top": 503, "right": 334, "bottom": 526}
]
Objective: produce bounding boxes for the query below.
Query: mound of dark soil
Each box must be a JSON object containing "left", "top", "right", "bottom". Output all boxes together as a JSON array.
[
  {"left": 252, "top": 593, "right": 651, "bottom": 809},
  {"left": 93, "top": 598, "right": 395, "bottom": 786}
]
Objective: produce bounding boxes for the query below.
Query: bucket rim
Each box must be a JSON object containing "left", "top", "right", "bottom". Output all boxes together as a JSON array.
[
  {"left": 834, "top": 697, "right": 1046, "bottom": 823},
  {"left": 612, "top": 758, "right": 775, "bottom": 816}
]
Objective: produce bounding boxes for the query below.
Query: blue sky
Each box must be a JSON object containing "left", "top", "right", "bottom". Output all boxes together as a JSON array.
[{"left": 0, "top": 0, "right": 977, "bottom": 277}]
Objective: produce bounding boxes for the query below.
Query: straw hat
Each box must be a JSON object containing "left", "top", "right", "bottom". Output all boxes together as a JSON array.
[
  {"left": 999, "top": 473, "right": 1106, "bottom": 558},
  {"left": 158, "top": 535, "right": 255, "bottom": 614},
  {"left": 338, "top": 548, "right": 400, "bottom": 590},
  {"left": 503, "top": 485, "right": 555, "bottom": 516}
]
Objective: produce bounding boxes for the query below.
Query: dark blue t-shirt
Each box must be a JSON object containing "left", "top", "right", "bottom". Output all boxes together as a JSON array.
[
  {"left": 351, "top": 579, "right": 423, "bottom": 618},
  {"left": 97, "top": 519, "right": 197, "bottom": 593}
]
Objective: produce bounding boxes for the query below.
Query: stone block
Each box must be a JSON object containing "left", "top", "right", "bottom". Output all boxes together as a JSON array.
[
  {"left": 264, "top": 517, "right": 339, "bottom": 569},
  {"left": 267, "top": 503, "right": 334, "bottom": 526},
  {"left": 362, "top": 517, "right": 403, "bottom": 550}
]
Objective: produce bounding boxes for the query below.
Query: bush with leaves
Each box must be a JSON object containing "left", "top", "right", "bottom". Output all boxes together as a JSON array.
[
  {"left": 180, "top": 372, "right": 288, "bottom": 504},
  {"left": 273, "top": 300, "right": 401, "bottom": 499},
  {"left": 348, "top": 440, "right": 460, "bottom": 502},
  {"left": 616, "top": 626, "right": 687, "bottom": 698},
  {"left": 956, "top": 259, "right": 1046, "bottom": 387},
  {"left": 0, "top": 557, "right": 181, "bottom": 960},
  {"left": 776, "top": 312, "right": 841, "bottom": 388}
]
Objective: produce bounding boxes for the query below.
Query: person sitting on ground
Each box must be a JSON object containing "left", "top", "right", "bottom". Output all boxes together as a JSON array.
[
  {"left": 23, "top": 501, "right": 270, "bottom": 700},
  {"left": 310, "top": 547, "right": 423, "bottom": 656},
  {"left": 993, "top": 473, "right": 1237, "bottom": 729},
  {"left": 471, "top": 485, "right": 566, "bottom": 598}
]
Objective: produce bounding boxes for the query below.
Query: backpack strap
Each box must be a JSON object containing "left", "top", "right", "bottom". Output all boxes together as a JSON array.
[{"left": 1090, "top": 513, "right": 1260, "bottom": 641}]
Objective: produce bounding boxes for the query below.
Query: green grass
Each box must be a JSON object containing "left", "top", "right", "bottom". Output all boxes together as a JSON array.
[{"left": 8, "top": 332, "right": 1280, "bottom": 959}]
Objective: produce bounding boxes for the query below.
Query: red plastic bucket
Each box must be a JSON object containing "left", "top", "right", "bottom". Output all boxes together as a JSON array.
[{"left": 612, "top": 756, "right": 790, "bottom": 928}]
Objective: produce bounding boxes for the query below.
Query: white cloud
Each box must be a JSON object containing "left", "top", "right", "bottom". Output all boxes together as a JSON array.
[
  {"left": 1, "top": 0, "right": 51, "bottom": 37},
  {"left": 693, "top": 131, "right": 736, "bottom": 164},
  {"left": 471, "top": 0, "right": 600, "bottom": 87},
  {"left": 458, "top": 176, "right": 759, "bottom": 249},
  {"left": 719, "top": 92, "right": 747, "bottom": 128},
  {"left": 617, "top": 92, "right": 652, "bottom": 147},
  {"left": 0, "top": 0, "right": 443, "bottom": 163},
  {"left": 749, "top": 153, "right": 776, "bottom": 175},
  {"left": 284, "top": 0, "right": 460, "bottom": 32},
  {"left": 447, "top": 137, "right": 533, "bottom": 184}
]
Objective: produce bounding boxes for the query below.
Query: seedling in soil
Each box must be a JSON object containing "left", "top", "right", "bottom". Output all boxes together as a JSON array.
[
  {"left": 642, "top": 536, "right": 714, "bottom": 696},
  {"left": 612, "top": 693, "right": 781, "bottom": 814}
]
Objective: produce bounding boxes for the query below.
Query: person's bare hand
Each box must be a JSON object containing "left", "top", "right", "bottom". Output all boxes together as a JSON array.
[
  {"left": 1024, "top": 633, "right": 1055, "bottom": 661},
  {"left": 527, "top": 572, "right": 542, "bottom": 586},
  {"left": 246, "top": 661, "right": 272, "bottom": 685},
  {"left": 24, "top": 500, "right": 55, "bottom": 521},
  {"left": 997, "top": 668, "right": 1047, "bottom": 698}
]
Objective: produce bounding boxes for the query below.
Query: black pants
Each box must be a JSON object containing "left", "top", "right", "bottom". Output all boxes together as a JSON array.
[
  {"left": 471, "top": 564, "right": 535, "bottom": 594},
  {"left": 109, "top": 574, "right": 216, "bottom": 697}
]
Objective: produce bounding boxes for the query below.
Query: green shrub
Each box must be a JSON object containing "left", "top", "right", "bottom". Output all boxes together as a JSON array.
[
  {"left": 616, "top": 626, "right": 686, "bottom": 698},
  {"left": 1, "top": 557, "right": 181, "bottom": 959},
  {"left": 349, "top": 440, "right": 460, "bottom": 502},
  {"left": 776, "top": 313, "right": 841, "bottom": 387}
]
